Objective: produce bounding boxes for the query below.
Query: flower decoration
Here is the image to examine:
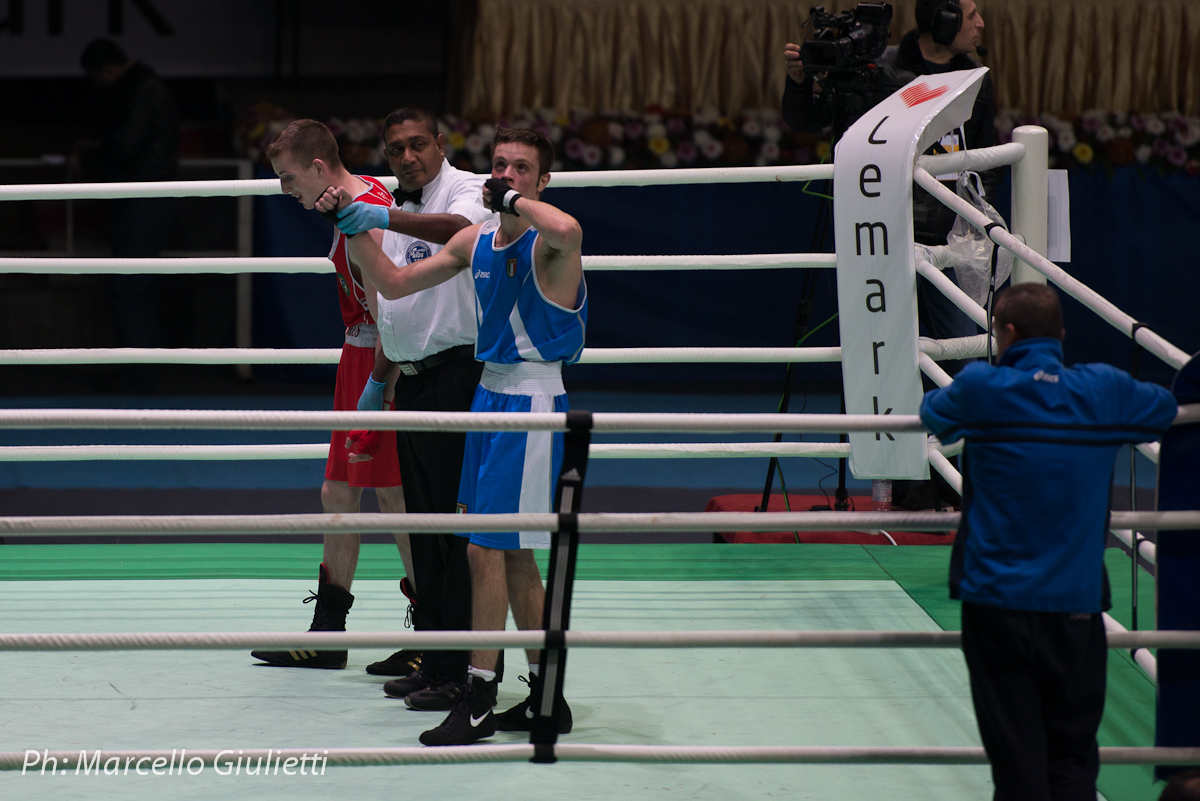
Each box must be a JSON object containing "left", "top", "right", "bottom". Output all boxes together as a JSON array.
[
  {"left": 232, "top": 106, "right": 1200, "bottom": 178},
  {"left": 994, "top": 109, "right": 1200, "bottom": 176}
]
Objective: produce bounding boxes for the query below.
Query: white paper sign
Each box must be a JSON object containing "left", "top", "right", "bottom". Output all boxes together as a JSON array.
[
  {"left": 834, "top": 67, "right": 989, "bottom": 479},
  {"left": 1047, "top": 169, "right": 1071, "bottom": 263}
]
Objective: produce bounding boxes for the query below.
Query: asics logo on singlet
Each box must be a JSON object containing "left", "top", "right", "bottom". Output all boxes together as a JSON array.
[
  {"left": 475, "top": 270, "right": 490, "bottom": 279},
  {"left": 406, "top": 242, "right": 432, "bottom": 263},
  {"left": 1032, "top": 370, "right": 1060, "bottom": 383}
]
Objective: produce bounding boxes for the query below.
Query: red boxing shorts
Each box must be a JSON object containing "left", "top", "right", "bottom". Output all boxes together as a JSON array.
[{"left": 325, "top": 342, "right": 402, "bottom": 488}]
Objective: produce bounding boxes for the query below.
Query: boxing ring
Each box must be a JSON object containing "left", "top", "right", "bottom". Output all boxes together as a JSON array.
[{"left": 1, "top": 114, "right": 1199, "bottom": 798}]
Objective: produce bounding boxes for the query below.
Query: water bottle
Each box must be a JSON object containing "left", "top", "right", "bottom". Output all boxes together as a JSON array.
[{"left": 872, "top": 479, "right": 892, "bottom": 512}]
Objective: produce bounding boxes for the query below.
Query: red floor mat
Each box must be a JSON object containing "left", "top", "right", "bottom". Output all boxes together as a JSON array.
[{"left": 706, "top": 493, "right": 957, "bottom": 545}]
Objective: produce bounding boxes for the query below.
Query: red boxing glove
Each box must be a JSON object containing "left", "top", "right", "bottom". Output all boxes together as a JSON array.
[{"left": 346, "top": 429, "right": 385, "bottom": 462}]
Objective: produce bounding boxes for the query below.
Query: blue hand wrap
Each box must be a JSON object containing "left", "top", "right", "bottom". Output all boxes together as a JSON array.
[
  {"left": 337, "top": 202, "right": 390, "bottom": 236},
  {"left": 357, "top": 375, "right": 387, "bottom": 412}
]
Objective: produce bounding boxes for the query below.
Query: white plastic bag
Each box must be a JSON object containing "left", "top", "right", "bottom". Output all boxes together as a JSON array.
[{"left": 939, "top": 171, "right": 1014, "bottom": 306}]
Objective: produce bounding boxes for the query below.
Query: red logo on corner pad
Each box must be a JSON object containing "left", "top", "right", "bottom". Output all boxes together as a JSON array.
[{"left": 900, "top": 82, "right": 950, "bottom": 107}]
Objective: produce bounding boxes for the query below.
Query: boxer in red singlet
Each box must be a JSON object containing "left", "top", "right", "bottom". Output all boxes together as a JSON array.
[{"left": 249, "top": 119, "right": 414, "bottom": 671}]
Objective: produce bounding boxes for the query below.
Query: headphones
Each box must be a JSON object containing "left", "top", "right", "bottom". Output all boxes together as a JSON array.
[
  {"left": 918, "top": 0, "right": 963, "bottom": 46},
  {"left": 918, "top": 0, "right": 988, "bottom": 55}
]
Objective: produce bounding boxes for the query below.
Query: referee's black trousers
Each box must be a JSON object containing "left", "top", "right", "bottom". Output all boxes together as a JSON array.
[
  {"left": 393, "top": 354, "right": 483, "bottom": 684},
  {"left": 961, "top": 601, "right": 1107, "bottom": 801}
]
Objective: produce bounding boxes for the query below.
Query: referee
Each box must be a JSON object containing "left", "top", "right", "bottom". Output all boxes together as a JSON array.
[{"left": 318, "top": 107, "right": 497, "bottom": 708}]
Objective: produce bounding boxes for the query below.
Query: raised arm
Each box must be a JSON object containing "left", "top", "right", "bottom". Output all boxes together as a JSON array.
[
  {"left": 483, "top": 178, "right": 582, "bottom": 308},
  {"left": 346, "top": 224, "right": 477, "bottom": 301},
  {"left": 484, "top": 179, "right": 582, "bottom": 253}
]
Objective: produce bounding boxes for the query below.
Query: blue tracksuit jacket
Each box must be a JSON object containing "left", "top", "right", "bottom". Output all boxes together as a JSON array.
[{"left": 920, "top": 338, "right": 1177, "bottom": 613}]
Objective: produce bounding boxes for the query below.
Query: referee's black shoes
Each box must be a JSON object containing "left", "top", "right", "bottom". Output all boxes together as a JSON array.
[{"left": 365, "top": 577, "right": 423, "bottom": 675}]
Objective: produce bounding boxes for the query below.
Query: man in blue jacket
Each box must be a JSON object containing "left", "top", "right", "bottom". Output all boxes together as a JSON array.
[{"left": 920, "top": 283, "right": 1177, "bottom": 801}]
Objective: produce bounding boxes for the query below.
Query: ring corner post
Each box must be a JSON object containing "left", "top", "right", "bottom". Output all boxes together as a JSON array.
[{"left": 1011, "top": 126, "right": 1048, "bottom": 285}]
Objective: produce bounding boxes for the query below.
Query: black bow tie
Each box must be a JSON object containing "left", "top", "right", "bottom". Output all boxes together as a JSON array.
[{"left": 393, "top": 187, "right": 423, "bottom": 206}]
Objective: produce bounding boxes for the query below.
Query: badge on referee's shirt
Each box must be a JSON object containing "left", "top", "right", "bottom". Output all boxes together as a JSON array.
[{"left": 506, "top": 258, "right": 517, "bottom": 278}]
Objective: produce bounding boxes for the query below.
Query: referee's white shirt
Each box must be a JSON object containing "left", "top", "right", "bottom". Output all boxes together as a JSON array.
[{"left": 378, "top": 160, "right": 496, "bottom": 362}]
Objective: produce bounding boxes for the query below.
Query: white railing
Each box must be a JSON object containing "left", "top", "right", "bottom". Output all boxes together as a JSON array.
[{"left": 0, "top": 337, "right": 987, "bottom": 366}]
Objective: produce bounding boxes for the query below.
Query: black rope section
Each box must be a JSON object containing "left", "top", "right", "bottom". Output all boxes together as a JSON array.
[
  {"left": 983, "top": 222, "right": 1006, "bottom": 366},
  {"left": 531, "top": 410, "right": 593, "bottom": 762}
]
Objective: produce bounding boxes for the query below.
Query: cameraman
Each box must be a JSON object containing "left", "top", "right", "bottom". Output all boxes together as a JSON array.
[{"left": 783, "top": 0, "right": 995, "bottom": 510}]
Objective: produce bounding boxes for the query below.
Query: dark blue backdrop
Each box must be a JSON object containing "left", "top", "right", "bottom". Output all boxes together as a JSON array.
[{"left": 252, "top": 166, "right": 1199, "bottom": 387}]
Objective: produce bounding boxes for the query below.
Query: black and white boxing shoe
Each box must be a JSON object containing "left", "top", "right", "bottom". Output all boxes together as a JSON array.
[{"left": 418, "top": 675, "right": 498, "bottom": 746}]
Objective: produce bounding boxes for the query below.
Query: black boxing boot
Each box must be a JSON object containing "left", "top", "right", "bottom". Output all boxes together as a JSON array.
[
  {"left": 419, "top": 671, "right": 499, "bottom": 746},
  {"left": 251, "top": 563, "right": 354, "bottom": 669}
]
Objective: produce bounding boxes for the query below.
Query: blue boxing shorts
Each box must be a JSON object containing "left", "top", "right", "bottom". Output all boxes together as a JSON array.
[{"left": 455, "top": 383, "right": 567, "bottom": 550}]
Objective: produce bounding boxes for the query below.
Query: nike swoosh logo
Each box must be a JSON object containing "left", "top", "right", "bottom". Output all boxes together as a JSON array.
[{"left": 470, "top": 712, "right": 489, "bottom": 727}]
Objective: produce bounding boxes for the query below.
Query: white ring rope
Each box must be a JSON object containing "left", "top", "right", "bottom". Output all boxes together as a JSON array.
[
  {"left": 0, "top": 347, "right": 342, "bottom": 365},
  {"left": 919, "top": 353, "right": 955, "bottom": 389},
  {"left": 1111, "top": 529, "right": 1157, "bottom": 566},
  {"left": 3, "top": 407, "right": 1194, "bottom": 433},
  {"left": 0, "top": 629, "right": 1194, "bottom": 652},
  {"left": 916, "top": 259, "right": 990, "bottom": 330},
  {"left": 0, "top": 253, "right": 834, "bottom": 275},
  {"left": 1, "top": 510, "right": 1195, "bottom": 536},
  {"left": 0, "top": 346, "right": 843, "bottom": 366},
  {"left": 916, "top": 142, "right": 1027, "bottom": 175},
  {"left": 582, "top": 346, "right": 846, "bottom": 363},
  {"left": 0, "top": 165, "right": 835, "bottom": 203},
  {"left": 0, "top": 339, "right": 989, "bottom": 366},
  {"left": 927, "top": 446, "right": 964, "bottom": 496},
  {"left": 0, "top": 340, "right": 983, "bottom": 367},
  {"left": 1103, "top": 613, "right": 1160, "bottom": 682},
  {"left": 0, "top": 177, "right": 283, "bottom": 201},
  {"left": 582, "top": 253, "right": 835, "bottom": 270},
  {"left": 918, "top": 334, "right": 993, "bottom": 362},
  {"left": 0, "top": 256, "right": 332, "bottom": 275},
  {"left": 0, "top": 409, "right": 932, "bottom": 433},
  {"left": 929, "top": 436, "right": 965, "bottom": 458},
  {"left": 591, "top": 442, "right": 852, "bottom": 459},
  {"left": 0, "top": 442, "right": 851, "bottom": 463},
  {"left": 3, "top": 745, "right": 1198, "bottom": 771},
  {"left": 540, "top": 164, "right": 836, "bottom": 187},
  {"left": 0, "top": 510, "right": 956, "bottom": 536},
  {"left": 913, "top": 167, "right": 1192, "bottom": 370},
  {"left": 0, "top": 444, "right": 331, "bottom": 462}
]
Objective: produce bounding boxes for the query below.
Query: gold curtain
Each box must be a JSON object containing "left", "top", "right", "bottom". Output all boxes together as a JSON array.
[{"left": 456, "top": 0, "right": 1200, "bottom": 116}]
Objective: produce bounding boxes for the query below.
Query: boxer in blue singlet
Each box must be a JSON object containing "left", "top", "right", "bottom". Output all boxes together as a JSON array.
[{"left": 347, "top": 127, "right": 586, "bottom": 746}]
